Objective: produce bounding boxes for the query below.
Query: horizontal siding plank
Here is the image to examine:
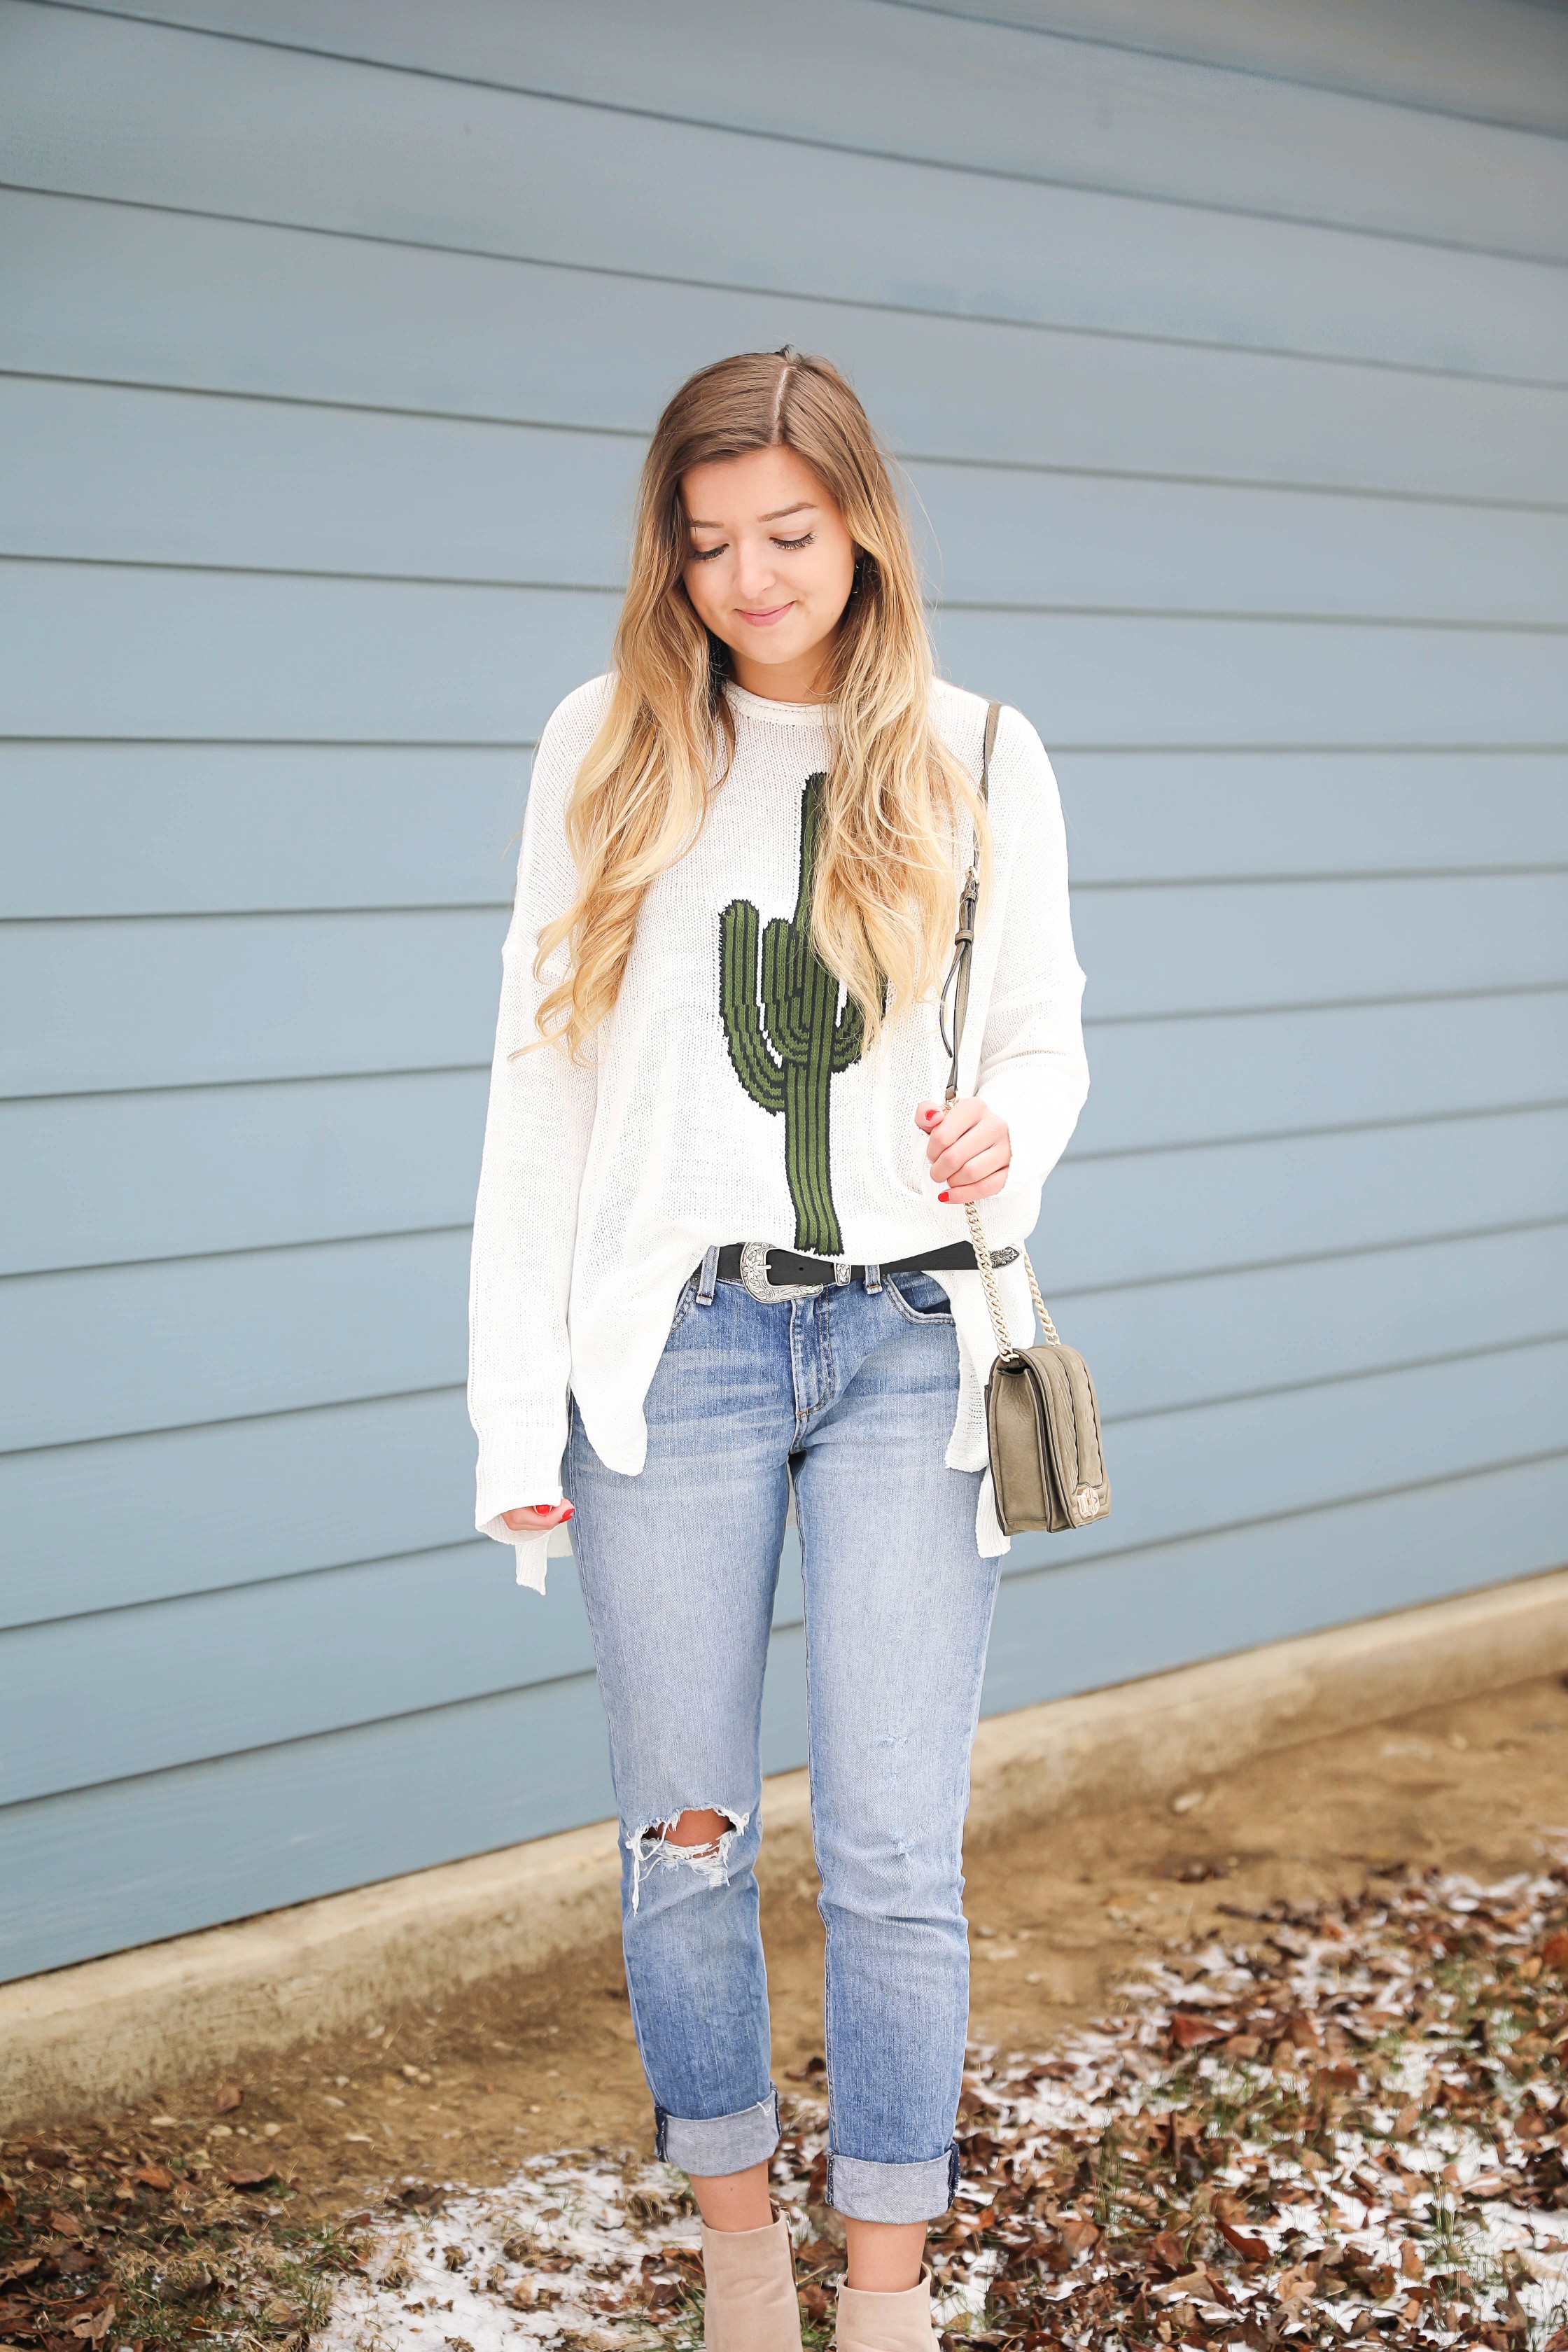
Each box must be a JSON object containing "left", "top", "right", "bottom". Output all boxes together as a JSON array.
[
  {"left": 3, "top": 907, "right": 508, "bottom": 1097},
  {"left": 9, "top": 192, "right": 1566, "bottom": 505},
  {"left": 69, "top": 0, "right": 1568, "bottom": 255},
  {"left": 0, "top": 1389, "right": 478, "bottom": 1629},
  {"left": 4, "top": 1070, "right": 489, "bottom": 1276},
  {"left": 8, "top": 993, "right": 1566, "bottom": 1276},
  {"left": 1, "top": 1540, "right": 582, "bottom": 1807},
  {"left": 4, "top": 747, "right": 1565, "bottom": 921},
  {"left": 6, "top": 1452, "right": 1564, "bottom": 1981},
  {"left": 917, "top": 463, "right": 1568, "bottom": 626},
  {"left": 6, "top": 1338, "right": 1562, "bottom": 1805},
  {"left": 939, "top": 610, "right": 1568, "bottom": 755},
  {"left": 0, "top": 1228, "right": 471, "bottom": 1453},
  {"left": 1062, "top": 1226, "right": 1568, "bottom": 1422},
  {"left": 6, "top": 1115, "right": 1563, "bottom": 1452},
  {"left": 1070, "top": 874, "right": 1568, "bottom": 1022},
  {"left": 6, "top": 8, "right": 1566, "bottom": 382},
  {"left": 0, "top": 566, "right": 615, "bottom": 743},
  {"left": 1058, "top": 752, "right": 1568, "bottom": 886},
  {"left": 0, "top": 380, "right": 640, "bottom": 593},
  {"left": 8, "top": 379, "right": 1568, "bottom": 625},
  {"left": 6, "top": 568, "right": 1568, "bottom": 747},
  {"left": 5, "top": 1219, "right": 1562, "bottom": 1629},
  {"left": 904, "top": 0, "right": 1568, "bottom": 135},
  {"left": 1077, "top": 993, "right": 1568, "bottom": 1156},
  {"left": 1045, "top": 1105, "right": 1568, "bottom": 1293},
  {"left": 0, "top": 746, "right": 527, "bottom": 919}
]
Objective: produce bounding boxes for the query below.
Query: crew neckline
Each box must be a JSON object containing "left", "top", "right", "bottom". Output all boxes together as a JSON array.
[{"left": 723, "top": 679, "right": 836, "bottom": 725}]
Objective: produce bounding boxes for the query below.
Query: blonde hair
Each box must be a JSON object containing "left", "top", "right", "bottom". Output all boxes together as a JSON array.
[{"left": 532, "top": 346, "right": 987, "bottom": 1059}]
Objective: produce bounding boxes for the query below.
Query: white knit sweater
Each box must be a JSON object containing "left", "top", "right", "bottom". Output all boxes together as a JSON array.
[{"left": 468, "top": 676, "right": 1089, "bottom": 1591}]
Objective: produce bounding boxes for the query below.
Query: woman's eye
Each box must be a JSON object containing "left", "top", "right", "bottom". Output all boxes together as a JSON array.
[
  {"left": 690, "top": 543, "right": 726, "bottom": 563},
  {"left": 774, "top": 533, "right": 813, "bottom": 552}
]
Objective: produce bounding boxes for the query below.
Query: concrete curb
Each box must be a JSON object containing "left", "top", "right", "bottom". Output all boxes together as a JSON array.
[{"left": 6, "top": 1565, "right": 1567, "bottom": 2127}]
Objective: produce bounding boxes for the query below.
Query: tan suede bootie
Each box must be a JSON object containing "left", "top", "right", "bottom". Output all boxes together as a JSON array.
[
  {"left": 699, "top": 2208, "right": 802, "bottom": 2352},
  {"left": 834, "top": 2266, "right": 940, "bottom": 2350}
]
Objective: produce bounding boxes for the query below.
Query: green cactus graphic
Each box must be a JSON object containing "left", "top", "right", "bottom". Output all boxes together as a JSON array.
[{"left": 719, "top": 772, "right": 865, "bottom": 1257}]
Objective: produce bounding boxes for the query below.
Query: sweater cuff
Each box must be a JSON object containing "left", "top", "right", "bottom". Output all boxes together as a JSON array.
[{"left": 474, "top": 1424, "right": 567, "bottom": 1538}]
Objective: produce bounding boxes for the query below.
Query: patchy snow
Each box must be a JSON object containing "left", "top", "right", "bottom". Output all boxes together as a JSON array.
[
  {"left": 320, "top": 1865, "right": 1568, "bottom": 2348},
  {"left": 317, "top": 2155, "right": 705, "bottom": 2349}
]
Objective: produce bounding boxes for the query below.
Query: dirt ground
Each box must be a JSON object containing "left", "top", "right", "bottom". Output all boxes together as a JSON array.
[{"left": 43, "top": 1670, "right": 1568, "bottom": 2221}]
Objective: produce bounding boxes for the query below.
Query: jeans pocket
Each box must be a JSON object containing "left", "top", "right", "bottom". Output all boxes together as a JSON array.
[
  {"left": 666, "top": 1271, "right": 700, "bottom": 1335},
  {"left": 885, "top": 1270, "right": 955, "bottom": 1326}
]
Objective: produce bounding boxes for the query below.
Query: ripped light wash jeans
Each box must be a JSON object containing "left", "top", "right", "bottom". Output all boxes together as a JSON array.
[{"left": 565, "top": 1258, "right": 1002, "bottom": 2225}]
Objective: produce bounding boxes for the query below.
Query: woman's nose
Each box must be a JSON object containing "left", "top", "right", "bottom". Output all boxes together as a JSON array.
[{"left": 732, "top": 544, "right": 779, "bottom": 601}]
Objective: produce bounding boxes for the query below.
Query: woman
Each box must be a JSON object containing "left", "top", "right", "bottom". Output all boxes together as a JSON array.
[{"left": 468, "top": 349, "right": 1088, "bottom": 2351}]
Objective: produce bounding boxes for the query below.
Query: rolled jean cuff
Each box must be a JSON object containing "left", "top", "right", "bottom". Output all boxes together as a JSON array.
[
  {"left": 827, "top": 2144, "right": 960, "bottom": 2224},
  {"left": 655, "top": 2087, "right": 780, "bottom": 2177}
]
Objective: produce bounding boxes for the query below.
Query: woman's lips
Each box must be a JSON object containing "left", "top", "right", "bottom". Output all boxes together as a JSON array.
[{"left": 736, "top": 602, "right": 794, "bottom": 626}]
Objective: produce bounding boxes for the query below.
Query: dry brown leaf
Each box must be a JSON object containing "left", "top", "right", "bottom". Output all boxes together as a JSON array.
[
  {"left": 132, "top": 2164, "right": 172, "bottom": 2192},
  {"left": 1155, "top": 2268, "right": 1212, "bottom": 2304},
  {"left": 213, "top": 2083, "right": 242, "bottom": 2114},
  {"left": 1217, "top": 2217, "right": 1270, "bottom": 2262},
  {"left": 222, "top": 2165, "right": 277, "bottom": 2188},
  {"left": 1170, "top": 2012, "right": 1227, "bottom": 2049}
]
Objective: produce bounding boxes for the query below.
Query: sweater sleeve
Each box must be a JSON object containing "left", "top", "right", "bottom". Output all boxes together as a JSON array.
[
  {"left": 467, "top": 685, "right": 603, "bottom": 1591},
  {"left": 973, "top": 706, "right": 1090, "bottom": 1226}
]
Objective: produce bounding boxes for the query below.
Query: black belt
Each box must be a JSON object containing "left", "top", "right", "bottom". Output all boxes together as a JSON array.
[{"left": 708, "top": 1238, "right": 1017, "bottom": 1301}]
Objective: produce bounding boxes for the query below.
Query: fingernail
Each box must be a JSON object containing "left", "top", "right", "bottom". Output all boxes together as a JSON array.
[
  {"left": 938, "top": 1190, "right": 950, "bottom": 1202},
  {"left": 561, "top": 1504, "right": 574, "bottom": 1519}
]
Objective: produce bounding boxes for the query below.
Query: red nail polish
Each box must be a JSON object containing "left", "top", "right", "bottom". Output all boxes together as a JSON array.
[
  {"left": 938, "top": 1190, "right": 950, "bottom": 1202},
  {"left": 562, "top": 1504, "right": 574, "bottom": 1518}
]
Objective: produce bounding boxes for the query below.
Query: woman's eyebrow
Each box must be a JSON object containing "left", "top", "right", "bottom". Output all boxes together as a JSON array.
[{"left": 686, "top": 501, "right": 817, "bottom": 528}]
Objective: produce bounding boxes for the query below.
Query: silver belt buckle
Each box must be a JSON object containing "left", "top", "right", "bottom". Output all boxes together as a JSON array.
[{"left": 739, "top": 1241, "right": 829, "bottom": 1303}]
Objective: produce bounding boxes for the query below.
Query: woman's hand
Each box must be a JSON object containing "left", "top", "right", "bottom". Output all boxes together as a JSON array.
[
  {"left": 501, "top": 1501, "right": 574, "bottom": 1532},
  {"left": 916, "top": 1096, "right": 1011, "bottom": 1203}
]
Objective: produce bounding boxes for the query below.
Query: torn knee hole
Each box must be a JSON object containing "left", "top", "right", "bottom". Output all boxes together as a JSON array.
[
  {"left": 651, "top": 1807, "right": 734, "bottom": 1856},
  {"left": 625, "top": 1805, "right": 750, "bottom": 1910}
]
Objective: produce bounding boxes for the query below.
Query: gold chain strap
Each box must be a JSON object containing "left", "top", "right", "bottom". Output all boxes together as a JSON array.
[{"left": 963, "top": 1199, "right": 1060, "bottom": 1362}]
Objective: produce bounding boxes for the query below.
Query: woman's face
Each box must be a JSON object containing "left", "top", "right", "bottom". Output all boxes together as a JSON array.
[{"left": 680, "top": 444, "right": 858, "bottom": 700}]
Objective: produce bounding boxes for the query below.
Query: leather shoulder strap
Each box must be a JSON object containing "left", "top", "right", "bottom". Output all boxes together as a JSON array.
[
  {"left": 939, "top": 700, "right": 1002, "bottom": 1102},
  {"left": 979, "top": 697, "right": 1000, "bottom": 802}
]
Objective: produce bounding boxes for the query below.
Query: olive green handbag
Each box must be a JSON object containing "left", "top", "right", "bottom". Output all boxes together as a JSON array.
[{"left": 938, "top": 701, "right": 1111, "bottom": 1536}]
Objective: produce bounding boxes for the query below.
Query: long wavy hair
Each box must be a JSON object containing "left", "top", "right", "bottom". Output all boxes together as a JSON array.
[{"left": 531, "top": 346, "right": 988, "bottom": 1060}]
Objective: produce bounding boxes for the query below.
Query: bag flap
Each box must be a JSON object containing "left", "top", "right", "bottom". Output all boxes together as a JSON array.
[{"left": 1018, "top": 1343, "right": 1110, "bottom": 1525}]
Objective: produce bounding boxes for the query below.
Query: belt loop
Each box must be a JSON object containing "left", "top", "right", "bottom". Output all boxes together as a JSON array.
[
  {"left": 863, "top": 1261, "right": 882, "bottom": 1293},
  {"left": 696, "top": 1244, "right": 720, "bottom": 1306}
]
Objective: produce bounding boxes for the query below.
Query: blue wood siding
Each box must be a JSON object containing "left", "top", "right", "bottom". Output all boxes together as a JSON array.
[{"left": 1, "top": 0, "right": 1565, "bottom": 1982}]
